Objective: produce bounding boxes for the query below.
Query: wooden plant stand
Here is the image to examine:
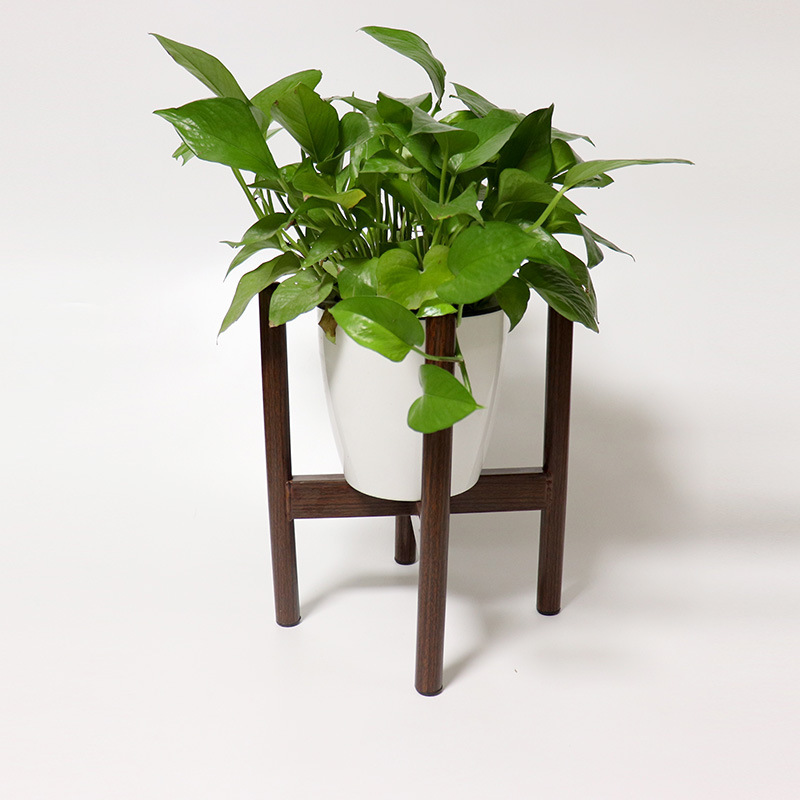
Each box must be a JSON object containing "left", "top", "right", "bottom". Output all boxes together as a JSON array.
[{"left": 258, "top": 285, "right": 574, "bottom": 696}]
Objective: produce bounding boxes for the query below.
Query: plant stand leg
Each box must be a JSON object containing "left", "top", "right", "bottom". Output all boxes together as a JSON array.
[
  {"left": 537, "top": 308, "right": 574, "bottom": 616},
  {"left": 259, "top": 287, "right": 300, "bottom": 627},
  {"left": 415, "top": 316, "right": 457, "bottom": 696},
  {"left": 394, "top": 516, "right": 416, "bottom": 565}
]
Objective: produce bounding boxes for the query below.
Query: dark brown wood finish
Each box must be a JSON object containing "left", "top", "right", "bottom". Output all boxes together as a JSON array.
[
  {"left": 394, "top": 516, "right": 416, "bottom": 565},
  {"left": 415, "top": 315, "right": 457, "bottom": 696},
  {"left": 259, "top": 286, "right": 300, "bottom": 627},
  {"left": 287, "top": 468, "right": 549, "bottom": 519},
  {"left": 256, "top": 298, "right": 576, "bottom": 693},
  {"left": 537, "top": 308, "right": 574, "bottom": 615}
]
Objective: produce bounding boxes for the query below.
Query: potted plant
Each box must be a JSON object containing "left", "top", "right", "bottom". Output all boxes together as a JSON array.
[{"left": 153, "top": 26, "right": 690, "bottom": 501}]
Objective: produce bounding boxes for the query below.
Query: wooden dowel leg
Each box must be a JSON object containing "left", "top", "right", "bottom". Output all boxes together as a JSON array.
[
  {"left": 259, "top": 287, "right": 300, "bottom": 627},
  {"left": 415, "top": 316, "right": 456, "bottom": 696},
  {"left": 537, "top": 308, "right": 574, "bottom": 615},
  {"left": 394, "top": 516, "right": 416, "bottom": 565}
]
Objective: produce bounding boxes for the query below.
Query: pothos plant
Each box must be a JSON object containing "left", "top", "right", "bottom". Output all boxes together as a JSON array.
[{"left": 153, "top": 26, "right": 690, "bottom": 434}]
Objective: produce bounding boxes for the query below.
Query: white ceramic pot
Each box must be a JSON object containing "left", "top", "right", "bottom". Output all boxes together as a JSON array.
[{"left": 320, "top": 309, "right": 507, "bottom": 501}]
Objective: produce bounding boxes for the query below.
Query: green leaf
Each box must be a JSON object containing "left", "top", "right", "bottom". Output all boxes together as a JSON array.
[
  {"left": 251, "top": 69, "right": 322, "bottom": 126},
  {"left": 551, "top": 127, "right": 594, "bottom": 145},
  {"left": 172, "top": 142, "right": 194, "bottom": 164},
  {"left": 154, "top": 98, "right": 279, "bottom": 177},
  {"left": 337, "top": 111, "right": 372, "bottom": 155},
  {"left": 338, "top": 258, "right": 379, "bottom": 298},
  {"left": 410, "top": 107, "right": 479, "bottom": 155},
  {"left": 498, "top": 105, "right": 554, "bottom": 180},
  {"left": 376, "top": 92, "right": 431, "bottom": 124},
  {"left": 384, "top": 123, "right": 441, "bottom": 177},
  {"left": 225, "top": 239, "right": 283, "bottom": 276},
  {"left": 417, "top": 300, "right": 457, "bottom": 317},
  {"left": 291, "top": 162, "right": 366, "bottom": 208},
  {"left": 450, "top": 110, "right": 520, "bottom": 173},
  {"left": 361, "top": 26, "right": 446, "bottom": 107},
  {"left": 375, "top": 245, "right": 454, "bottom": 310},
  {"left": 520, "top": 262, "right": 598, "bottom": 332},
  {"left": 269, "top": 268, "right": 334, "bottom": 326},
  {"left": 361, "top": 150, "right": 421, "bottom": 174},
  {"left": 410, "top": 182, "right": 483, "bottom": 224},
  {"left": 302, "top": 227, "right": 361, "bottom": 267},
  {"left": 497, "top": 169, "right": 584, "bottom": 215},
  {"left": 407, "top": 364, "right": 481, "bottom": 433},
  {"left": 337, "top": 95, "right": 378, "bottom": 116},
  {"left": 376, "top": 249, "right": 423, "bottom": 308},
  {"left": 450, "top": 83, "right": 500, "bottom": 117},
  {"left": 385, "top": 176, "right": 434, "bottom": 222},
  {"left": 437, "top": 221, "right": 570, "bottom": 304},
  {"left": 272, "top": 84, "right": 339, "bottom": 162},
  {"left": 551, "top": 139, "right": 579, "bottom": 175},
  {"left": 151, "top": 34, "right": 248, "bottom": 102},
  {"left": 562, "top": 158, "right": 693, "bottom": 189},
  {"left": 494, "top": 276, "right": 530, "bottom": 331},
  {"left": 331, "top": 296, "right": 424, "bottom": 361},
  {"left": 237, "top": 213, "right": 291, "bottom": 246},
  {"left": 418, "top": 245, "right": 453, "bottom": 298},
  {"left": 219, "top": 253, "right": 301, "bottom": 334}
]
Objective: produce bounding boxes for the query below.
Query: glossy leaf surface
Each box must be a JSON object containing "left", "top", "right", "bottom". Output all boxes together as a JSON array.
[
  {"left": 154, "top": 98, "right": 279, "bottom": 177},
  {"left": 269, "top": 268, "right": 333, "bottom": 326},
  {"left": 407, "top": 364, "right": 481, "bottom": 433},
  {"left": 331, "top": 297, "right": 424, "bottom": 361},
  {"left": 438, "top": 221, "right": 569, "bottom": 304}
]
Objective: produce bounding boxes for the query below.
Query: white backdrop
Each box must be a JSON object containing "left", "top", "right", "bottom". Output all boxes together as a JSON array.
[{"left": 2, "top": 1, "right": 798, "bottom": 798}]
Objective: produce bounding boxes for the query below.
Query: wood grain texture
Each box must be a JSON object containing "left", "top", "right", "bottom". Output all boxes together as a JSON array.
[
  {"left": 537, "top": 308, "right": 574, "bottom": 616},
  {"left": 259, "top": 286, "right": 300, "bottom": 627},
  {"left": 415, "top": 315, "right": 457, "bottom": 696},
  {"left": 287, "top": 468, "right": 549, "bottom": 519}
]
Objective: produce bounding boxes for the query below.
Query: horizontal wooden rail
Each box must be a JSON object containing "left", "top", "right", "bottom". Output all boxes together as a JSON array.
[{"left": 288, "top": 467, "right": 550, "bottom": 520}]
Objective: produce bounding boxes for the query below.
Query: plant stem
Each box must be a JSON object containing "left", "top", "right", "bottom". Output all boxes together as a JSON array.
[
  {"left": 232, "top": 169, "right": 264, "bottom": 219},
  {"left": 454, "top": 337, "right": 473, "bottom": 395},
  {"left": 411, "top": 345, "right": 463, "bottom": 363},
  {"left": 527, "top": 185, "right": 568, "bottom": 231}
]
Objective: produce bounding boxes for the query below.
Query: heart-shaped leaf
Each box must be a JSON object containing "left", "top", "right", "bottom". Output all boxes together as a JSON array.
[
  {"left": 269, "top": 268, "right": 333, "bottom": 326},
  {"left": 331, "top": 297, "right": 424, "bottom": 361},
  {"left": 407, "top": 364, "right": 482, "bottom": 433},
  {"left": 437, "top": 221, "right": 570, "bottom": 304}
]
